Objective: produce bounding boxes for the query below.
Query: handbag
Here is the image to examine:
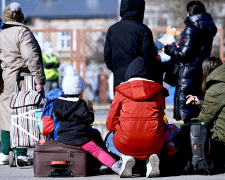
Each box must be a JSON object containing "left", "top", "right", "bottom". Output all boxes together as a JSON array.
[
  {"left": 10, "top": 73, "right": 45, "bottom": 148},
  {"left": 164, "top": 60, "right": 181, "bottom": 87}
]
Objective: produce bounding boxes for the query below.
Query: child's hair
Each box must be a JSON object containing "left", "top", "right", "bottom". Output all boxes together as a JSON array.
[
  {"left": 201, "top": 57, "right": 223, "bottom": 92},
  {"left": 187, "top": 1, "right": 206, "bottom": 16}
]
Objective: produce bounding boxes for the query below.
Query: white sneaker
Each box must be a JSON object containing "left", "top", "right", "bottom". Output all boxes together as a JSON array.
[
  {"left": 111, "top": 161, "right": 122, "bottom": 175},
  {"left": 119, "top": 154, "right": 135, "bottom": 178},
  {"left": 0, "top": 153, "right": 9, "bottom": 165},
  {"left": 17, "top": 155, "right": 33, "bottom": 163},
  {"left": 146, "top": 154, "right": 160, "bottom": 178}
]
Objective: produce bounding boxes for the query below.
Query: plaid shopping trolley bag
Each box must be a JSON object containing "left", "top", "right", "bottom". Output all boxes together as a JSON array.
[{"left": 10, "top": 69, "right": 45, "bottom": 149}]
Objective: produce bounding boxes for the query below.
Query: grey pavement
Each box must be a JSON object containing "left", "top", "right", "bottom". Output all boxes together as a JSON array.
[{"left": 0, "top": 163, "right": 225, "bottom": 179}]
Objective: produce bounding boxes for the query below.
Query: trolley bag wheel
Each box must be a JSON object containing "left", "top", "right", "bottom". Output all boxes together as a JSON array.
[{"left": 9, "top": 151, "right": 14, "bottom": 167}]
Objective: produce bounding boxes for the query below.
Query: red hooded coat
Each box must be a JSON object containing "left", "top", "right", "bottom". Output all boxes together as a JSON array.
[{"left": 106, "top": 78, "right": 166, "bottom": 160}]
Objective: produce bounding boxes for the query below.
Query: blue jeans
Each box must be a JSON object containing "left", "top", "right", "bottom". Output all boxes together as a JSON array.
[{"left": 105, "top": 132, "right": 123, "bottom": 158}]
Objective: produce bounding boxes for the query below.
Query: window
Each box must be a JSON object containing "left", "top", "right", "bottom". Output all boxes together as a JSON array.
[
  {"left": 57, "top": 32, "right": 70, "bottom": 51},
  {"left": 57, "top": 31, "right": 76, "bottom": 51}
]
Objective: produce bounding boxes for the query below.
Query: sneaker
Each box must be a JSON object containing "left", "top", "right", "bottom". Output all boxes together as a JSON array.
[
  {"left": 146, "top": 154, "right": 160, "bottom": 178},
  {"left": 111, "top": 161, "right": 122, "bottom": 175},
  {"left": 17, "top": 155, "right": 33, "bottom": 163},
  {"left": 0, "top": 153, "right": 9, "bottom": 165},
  {"left": 119, "top": 154, "right": 135, "bottom": 178}
]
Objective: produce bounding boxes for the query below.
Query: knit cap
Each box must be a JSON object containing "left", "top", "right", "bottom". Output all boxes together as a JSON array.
[
  {"left": 2, "top": 2, "right": 24, "bottom": 23},
  {"left": 124, "top": 56, "right": 147, "bottom": 81},
  {"left": 62, "top": 66, "right": 85, "bottom": 95}
]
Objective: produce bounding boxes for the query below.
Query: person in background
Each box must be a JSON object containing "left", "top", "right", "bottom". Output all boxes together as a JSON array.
[
  {"left": 42, "top": 41, "right": 60, "bottom": 94},
  {"left": 104, "top": 0, "right": 159, "bottom": 90},
  {"left": 186, "top": 57, "right": 225, "bottom": 175},
  {"left": 53, "top": 66, "right": 121, "bottom": 175},
  {"left": 106, "top": 57, "right": 166, "bottom": 178},
  {"left": 98, "top": 68, "right": 108, "bottom": 104},
  {"left": 164, "top": 1, "right": 217, "bottom": 123},
  {"left": 0, "top": 2, "right": 45, "bottom": 164}
]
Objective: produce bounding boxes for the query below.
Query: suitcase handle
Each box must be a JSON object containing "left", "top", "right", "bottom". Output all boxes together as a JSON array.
[
  {"left": 46, "top": 160, "right": 74, "bottom": 166},
  {"left": 48, "top": 168, "right": 74, "bottom": 177},
  {"left": 16, "top": 68, "right": 30, "bottom": 82}
]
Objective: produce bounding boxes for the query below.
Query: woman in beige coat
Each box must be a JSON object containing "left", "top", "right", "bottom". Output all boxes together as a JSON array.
[{"left": 0, "top": 2, "right": 45, "bottom": 164}]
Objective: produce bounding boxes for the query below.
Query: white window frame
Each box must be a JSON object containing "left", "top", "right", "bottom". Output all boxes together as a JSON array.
[{"left": 57, "top": 31, "right": 76, "bottom": 52}]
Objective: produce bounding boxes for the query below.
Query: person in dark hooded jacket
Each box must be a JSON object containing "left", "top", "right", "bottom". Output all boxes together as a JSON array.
[
  {"left": 104, "top": 0, "right": 158, "bottom": 89},
  {"left": 164, "top": 1, "right": 217, "bottom": 123},
  {"left": 105, "top": 56, "right": 167, "bottom": 178}
]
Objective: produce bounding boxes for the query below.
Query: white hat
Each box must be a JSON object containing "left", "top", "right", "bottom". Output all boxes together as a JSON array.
[{"left": 62, "top": 66, "right": 85, "bottom": 95}]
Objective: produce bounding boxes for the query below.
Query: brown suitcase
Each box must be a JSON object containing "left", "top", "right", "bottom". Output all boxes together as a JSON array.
[{"left": 33, "top": 140, "right": 87, "bottom": 177}]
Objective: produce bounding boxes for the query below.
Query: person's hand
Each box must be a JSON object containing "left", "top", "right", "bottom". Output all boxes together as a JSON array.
[
  {"left": 164, "top": 42, "right": 177, "bottom": 55},
  {"left": 186, "top": 95, "right": 200, "bottom": 105},
  {"left": 35, "top": 84, "right": 44, "bottom": 93}
]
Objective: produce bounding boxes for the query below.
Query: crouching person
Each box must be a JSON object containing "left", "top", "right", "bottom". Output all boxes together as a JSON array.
[
  {"left": 186, "top": 57, "right": 225, "bottom": 175},
  {"left": 53, "top": 66, "right": 121, "bottom": 175},
  {"left": 106, "top": 57, "right": 167, "bottom": 178}
]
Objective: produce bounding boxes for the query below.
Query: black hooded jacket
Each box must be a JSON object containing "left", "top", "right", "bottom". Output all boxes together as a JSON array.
[
  {"left": 104, "top": 0, "right": 157, "bottom": 89},
  {"left": 53, "top": 95, "right": 94, "bottom": 146},
  {"left": 164, "top": 13, "right": 217, "bottom": 122}
]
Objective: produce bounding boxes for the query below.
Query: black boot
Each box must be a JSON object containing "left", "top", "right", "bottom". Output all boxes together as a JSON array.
[{"left": 190, "top": 118, "right": 209, "bottom": 174}]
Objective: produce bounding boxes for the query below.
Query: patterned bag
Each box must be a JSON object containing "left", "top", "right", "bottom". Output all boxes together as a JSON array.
[
  {"left": 164, "top": 123, "right": 181, "bottom": 142},
  {"left": 10, "top": 75, "right": 45, "bottom": 148}
]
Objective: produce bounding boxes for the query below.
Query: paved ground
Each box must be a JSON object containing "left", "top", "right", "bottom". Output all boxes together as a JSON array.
[{"left": 0, "top": 163, "right": 225, "bottom": 179}]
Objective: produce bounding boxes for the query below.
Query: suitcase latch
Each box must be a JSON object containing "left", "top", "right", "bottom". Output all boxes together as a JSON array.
[{"left": 67, "top": 151, "right": 74, "bottom": 157}]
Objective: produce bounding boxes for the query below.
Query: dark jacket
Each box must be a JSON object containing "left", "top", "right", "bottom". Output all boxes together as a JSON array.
[
  {"left": 53, "top": 95, "right": 94, "bottom": 146},
  {"left": 198, "top": 64, "right": 225, "bottom": 143},
  {"left": 164, "top": 13, "right": 217, "bottom": 122},
  {"left": 104, "top": 0, "right": 157, "bottom": 89}
]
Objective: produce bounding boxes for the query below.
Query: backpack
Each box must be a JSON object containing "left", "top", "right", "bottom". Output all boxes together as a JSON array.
[
  {"left": 174, "top": 118, "right": 210, "bottom": 175},
  {"left": 37, "top": 88, "right": 63, "bottom": 140}
]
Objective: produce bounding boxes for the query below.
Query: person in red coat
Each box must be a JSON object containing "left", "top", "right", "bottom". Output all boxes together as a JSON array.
[{"left": 106, "top": 56, "right": 167, "bottom": 178}]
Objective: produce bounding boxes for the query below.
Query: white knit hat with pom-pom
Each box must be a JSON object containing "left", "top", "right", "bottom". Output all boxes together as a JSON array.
[{"left": 62, "top": 65, "right": 85, "bottom": 95}]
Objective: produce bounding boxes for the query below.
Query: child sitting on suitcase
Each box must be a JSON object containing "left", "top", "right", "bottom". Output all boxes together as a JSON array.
[{"left": 53, "top": 65, "right": 121, "bottom": 175}]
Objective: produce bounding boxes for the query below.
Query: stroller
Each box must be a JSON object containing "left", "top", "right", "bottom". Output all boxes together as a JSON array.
[{"left": 9, "top": 68, "right": 45, "bottom": 168}]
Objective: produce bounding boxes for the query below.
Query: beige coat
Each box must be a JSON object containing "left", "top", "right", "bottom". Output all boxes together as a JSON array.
[{"left": 0, "top": 22, "right": 46, "bottom": 131}]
